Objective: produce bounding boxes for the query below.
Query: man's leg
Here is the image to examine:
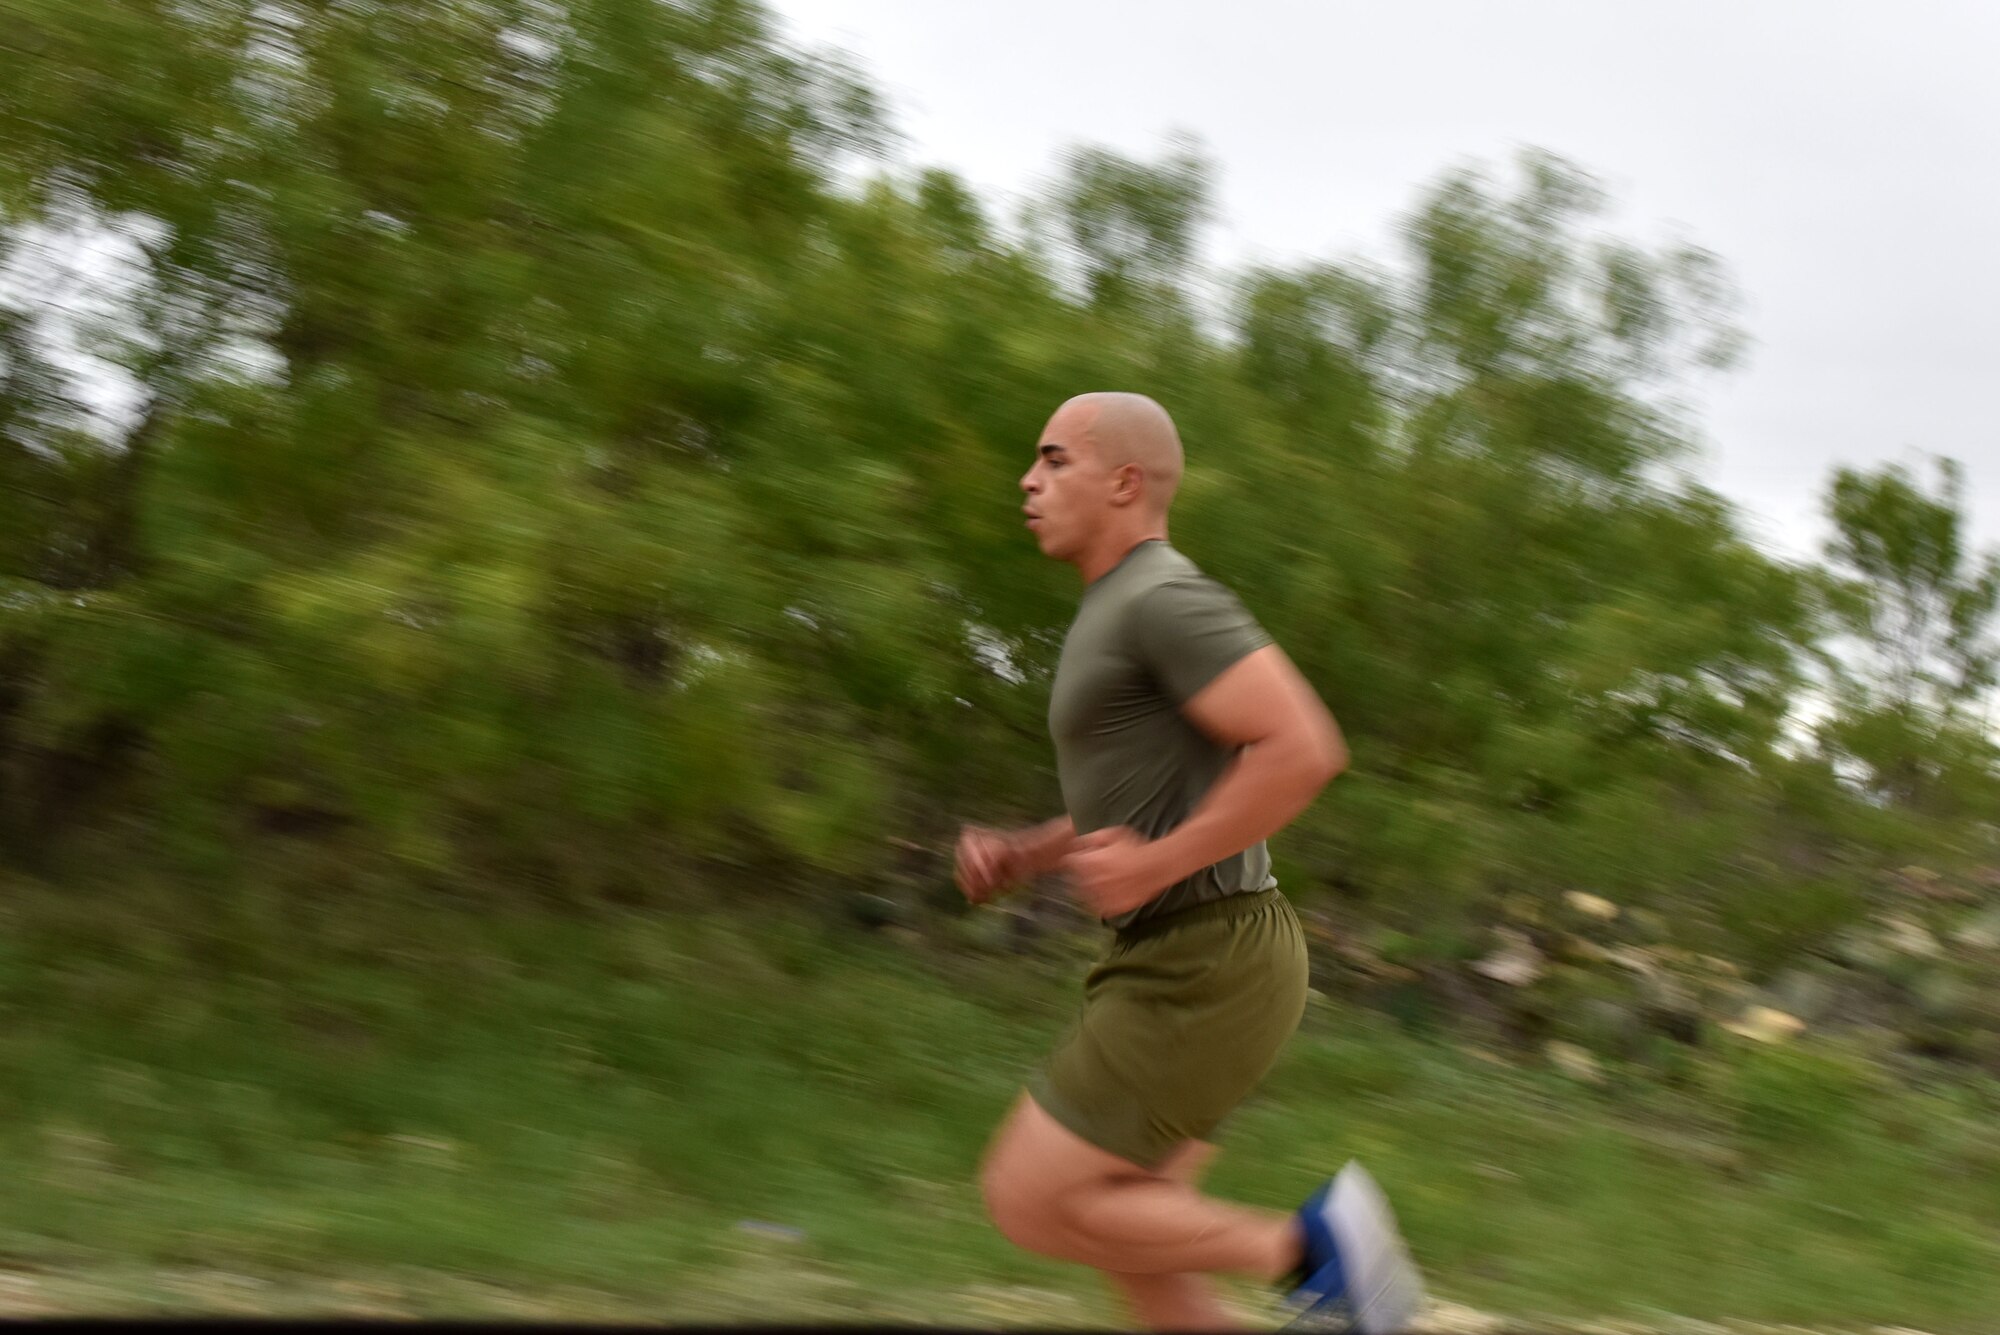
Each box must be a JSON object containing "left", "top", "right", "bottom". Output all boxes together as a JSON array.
[
  {"left": 980, "top": 1093, "right": 1300, "bottom": 1285},
  {"left": 1103, "top": 1139, "right": 1245, "bottom": 1331}
]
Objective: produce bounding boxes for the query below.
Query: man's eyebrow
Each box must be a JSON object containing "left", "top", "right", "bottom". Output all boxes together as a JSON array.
[{"left": 1038, "top": 442, "right": 1068, "bottom": 458}]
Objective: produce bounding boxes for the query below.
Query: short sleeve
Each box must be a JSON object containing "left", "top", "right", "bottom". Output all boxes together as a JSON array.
[{"left": 1131, "top": 576, "right": 1273, "bottom": 704}]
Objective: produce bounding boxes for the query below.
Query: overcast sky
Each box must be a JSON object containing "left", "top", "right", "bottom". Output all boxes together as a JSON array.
[{"left": 773, "top": 0, "right": 1999, "bottom": 566}]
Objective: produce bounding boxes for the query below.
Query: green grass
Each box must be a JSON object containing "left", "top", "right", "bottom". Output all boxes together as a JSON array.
[{"left": 1, "top": 881, "right": 1997, "bottom": 1330}]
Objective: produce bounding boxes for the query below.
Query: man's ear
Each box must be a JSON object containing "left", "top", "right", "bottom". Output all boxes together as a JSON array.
[{"left": 1111, "top": 462, "right": 1143, "bottom": 507}]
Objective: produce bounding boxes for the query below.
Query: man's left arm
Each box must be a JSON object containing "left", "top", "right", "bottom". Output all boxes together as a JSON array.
[{"left": 1063, "top": 645, "right": 1348, "bottom": 917}]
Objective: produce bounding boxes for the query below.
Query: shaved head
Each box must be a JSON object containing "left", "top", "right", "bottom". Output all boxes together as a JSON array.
[
  {"left": 1022, "top": 390, "right": 1185, "bottom": 579},
  {"left": 1050, "top": 392, "right": 1184, "bottom": 514}
]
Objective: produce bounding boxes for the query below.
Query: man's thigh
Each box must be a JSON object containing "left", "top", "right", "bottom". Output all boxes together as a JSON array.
[
  {"left": 981, "top": 1092, "right": 1192, "bottom": 1260},
  {"left": 1155, "top": 1139, "right": 1219, "bottom": 1187},
  {"left": 982, "top": 1093, "right": 1215, "bottom": 1195},
  {"left": 982, "top": 1091, "right": 1288, "bottom": 1284}
]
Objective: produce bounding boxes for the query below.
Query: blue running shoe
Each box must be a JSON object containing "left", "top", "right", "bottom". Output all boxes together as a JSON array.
[{"left": 1284, "top": 1162, "right": 1424, "bottom": 1334}]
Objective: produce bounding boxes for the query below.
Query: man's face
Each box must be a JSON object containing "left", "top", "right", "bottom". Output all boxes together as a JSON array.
[{"left": 1020, "top": 408, "right": 1115, "bottom": 562}]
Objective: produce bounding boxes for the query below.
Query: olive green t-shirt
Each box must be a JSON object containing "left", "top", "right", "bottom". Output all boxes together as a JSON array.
[{"left": 1050, "top": 540, "right": 1277, "bottom": 929}]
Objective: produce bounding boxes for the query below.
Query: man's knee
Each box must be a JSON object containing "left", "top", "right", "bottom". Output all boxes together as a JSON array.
[
  {"left": 980, "top": 1093, "right": 1145, "bottom": 1258},
  {"left": 981, "top": 1142, "right": 1062, "bottom": 1252}
]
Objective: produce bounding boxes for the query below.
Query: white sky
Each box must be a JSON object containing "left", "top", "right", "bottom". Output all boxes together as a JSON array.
[{"left": 774, "top": 0, "right": 2000, "bottom": 566}]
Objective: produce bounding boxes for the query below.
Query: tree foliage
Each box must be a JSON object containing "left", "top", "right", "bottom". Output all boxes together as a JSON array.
[
  {"left": 0, "top": 0, "right": 1993, "bottom": 982},
  {"left": 1816, "top": 456, "right": 2000, "bottom": 814}
]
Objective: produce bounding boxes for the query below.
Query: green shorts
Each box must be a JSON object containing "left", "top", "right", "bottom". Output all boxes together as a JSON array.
[{"left": 1030, "top": 887, "right": 1309, "bottom": 1170}]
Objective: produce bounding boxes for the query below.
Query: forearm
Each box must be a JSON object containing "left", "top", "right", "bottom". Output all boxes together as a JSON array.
[
  {"left": 1147, "top": 736, "right": 1339, "bottom": 887},
  {"left": 1009, "top": 815, "right": 1077, "bottom": 877}
]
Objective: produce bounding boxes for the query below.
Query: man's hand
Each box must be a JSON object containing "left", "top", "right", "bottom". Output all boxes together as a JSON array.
[
  {"left": 954, "top": 816, "right": 1077, "bottom": 905},
  {"left": 954, "top": 826, "right": 1025, "bottom": 904},
  {"left": 1061, "top": 826, "right": 1169, "bottom": 919}
]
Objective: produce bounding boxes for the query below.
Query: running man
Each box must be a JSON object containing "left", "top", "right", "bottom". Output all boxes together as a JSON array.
[{"left": 955, "top": 393, "right": 1424, "bottom": 1333}]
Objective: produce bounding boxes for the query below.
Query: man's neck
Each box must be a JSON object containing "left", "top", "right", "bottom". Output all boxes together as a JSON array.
[{"left": 1076, "top": 529, "right": 1168, "bottom": 585}]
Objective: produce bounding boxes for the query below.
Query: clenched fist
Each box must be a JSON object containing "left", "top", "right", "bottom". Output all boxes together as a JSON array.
[
  {"left": 1061, "top": 825, "right": 1169, "bottom": 919},
  {"left": 954, "top": 825, "right": 1025, "bottom": 904}
]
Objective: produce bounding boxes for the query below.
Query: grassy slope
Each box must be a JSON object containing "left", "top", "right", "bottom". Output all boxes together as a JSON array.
[{"left": 1, "top": 882, "right": 1997, "bottom": 1330}]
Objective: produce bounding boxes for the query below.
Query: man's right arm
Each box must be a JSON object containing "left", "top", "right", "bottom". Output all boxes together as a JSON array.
[{"left": 955, "top": 815, "right": 1075, "bottom": 903}]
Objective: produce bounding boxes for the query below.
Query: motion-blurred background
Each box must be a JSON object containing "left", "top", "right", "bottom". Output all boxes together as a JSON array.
[{"left": 0, "top": 1, "right": 1996, "bottom": 1328}]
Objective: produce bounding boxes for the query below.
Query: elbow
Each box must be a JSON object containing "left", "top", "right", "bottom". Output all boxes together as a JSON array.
[
  {"left": 1308, "top": 727, "right": 1347, "bottom": 788},
  {"left": 1312, "top": 723, "right": 1344, "bottom": 787}
]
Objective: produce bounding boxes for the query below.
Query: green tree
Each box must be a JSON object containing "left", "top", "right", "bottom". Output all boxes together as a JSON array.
[
  {"left": 0, "top": 0, "right": 1986, "bottom": 992},
  {"left": 1817, "top": 456, "right": 2000, "bottom": 813},
  {"left": 1046, "top": 132, "right": 1215, "bottom": 313}
]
